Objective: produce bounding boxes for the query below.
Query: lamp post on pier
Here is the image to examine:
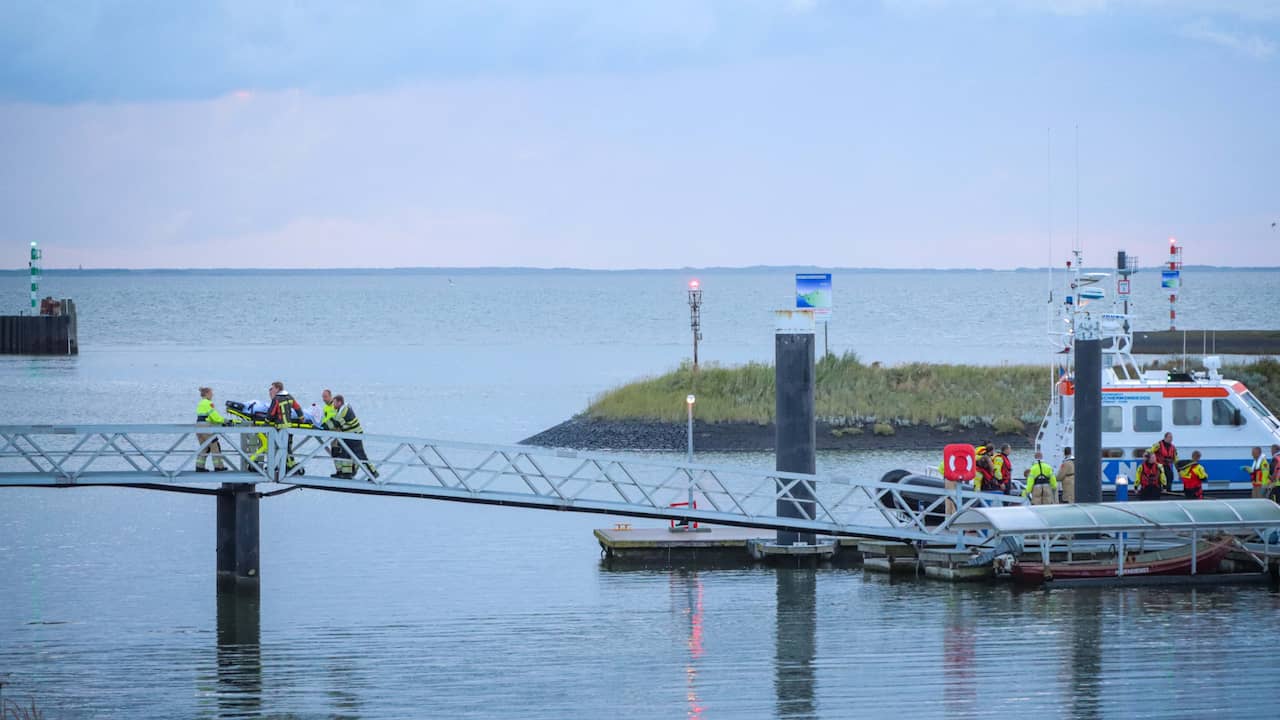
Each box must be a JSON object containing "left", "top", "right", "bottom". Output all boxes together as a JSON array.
[{"left": 686, "top": 393, "right": 696, "bottom": 463}]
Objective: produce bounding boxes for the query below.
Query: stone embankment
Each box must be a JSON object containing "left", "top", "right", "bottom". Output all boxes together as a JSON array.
[{"left": 522, "top": 417, "right": 1033, "bottom": 453}]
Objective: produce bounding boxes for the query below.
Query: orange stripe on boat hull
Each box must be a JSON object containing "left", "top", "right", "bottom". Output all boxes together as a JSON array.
[{"left": 1096, "top": 387, "right": 1229, "bottom": 398}]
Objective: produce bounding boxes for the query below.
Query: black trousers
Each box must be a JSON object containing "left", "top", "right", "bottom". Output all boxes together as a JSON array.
[
  {"left": 1138, "top": 485, "right": 1163, "bottom": 501},
  {"left": 347, "top": 438, "right": 368, "bottom": 463},
  {"left": 332, "top": 438, "right": 370, "bottom": 474}
]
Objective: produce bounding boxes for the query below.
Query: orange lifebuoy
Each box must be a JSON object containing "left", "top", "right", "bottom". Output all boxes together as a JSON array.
[{"left": 943, "top": 444, "right": 976, "bottom": 482}]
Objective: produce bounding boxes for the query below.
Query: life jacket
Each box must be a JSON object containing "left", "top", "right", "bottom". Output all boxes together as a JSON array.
[
  {"left": 1250, "top": 457, "right": 1270, "bottom": 487},
  {"left": 1139, "top": 461, "right": 1163, "bottom": 489},
  {"left": 1152, "top": 440, "right": 1177, "bottom": 465},
  {"left": 976, "top": 463, "right": 995, "bottom": 491},
  {"left": 996, "top": 452, "right": 1012, "bottom": 483},
  {"left": 1179, "top": 462, "right": 1205, "bottom": 490}
]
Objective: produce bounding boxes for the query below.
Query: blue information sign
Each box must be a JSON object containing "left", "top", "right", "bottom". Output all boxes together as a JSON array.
[{"left": 795, "top": 273, "right": 832, "bottom": 317}]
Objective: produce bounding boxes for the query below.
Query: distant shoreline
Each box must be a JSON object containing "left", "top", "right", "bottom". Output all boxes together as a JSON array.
[
  {"left": 520, "top": 417, "right": 1033, "bottom": 453},
  {"left": 4, "top": 265, "right": 1277, "bottom": 275}
]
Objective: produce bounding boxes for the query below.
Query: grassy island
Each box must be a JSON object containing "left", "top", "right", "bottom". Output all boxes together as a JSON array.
[{"left": 585, "top": 354, "right": 1280, "bottom": 436}]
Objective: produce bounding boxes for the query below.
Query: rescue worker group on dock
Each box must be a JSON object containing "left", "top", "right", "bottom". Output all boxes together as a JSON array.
[
  {"left": 194, "top": 382, "right": 377, "bottom": 480},
  {"left": 945, "top": 435, "right": 1280, "bottom": 505}
]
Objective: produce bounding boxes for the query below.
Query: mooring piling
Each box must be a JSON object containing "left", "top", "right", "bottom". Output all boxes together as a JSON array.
[
  {"left": 775, "top": 310, "right": 817, "bottom": 547},
  {"left": 1074, "top": 313, "right": 1103, "bottom": 504},
  {"left": 216, "top": 483, "right": 260, "bottom": 583}
]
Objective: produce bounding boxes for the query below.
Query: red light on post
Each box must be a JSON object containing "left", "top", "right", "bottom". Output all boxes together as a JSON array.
[{"left": 689, "top": 279, "right": 700, "bottom": 290}]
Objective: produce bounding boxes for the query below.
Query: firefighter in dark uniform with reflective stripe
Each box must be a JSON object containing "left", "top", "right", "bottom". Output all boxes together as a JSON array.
[
  {"left": 267, "top": 381, "right": 306, "bottom": 477},
  {"left": 326, "top": 394, "right": 376, "bottom": 479}
]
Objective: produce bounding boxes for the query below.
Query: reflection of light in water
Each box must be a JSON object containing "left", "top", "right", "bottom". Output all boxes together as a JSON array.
[{"left": 675, "top": 572, "right": 705, "bottom": 719}]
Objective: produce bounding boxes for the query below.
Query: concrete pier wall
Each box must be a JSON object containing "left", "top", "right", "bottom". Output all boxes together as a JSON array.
[{"left": 0, "top": 299, "right": 78, "bottom": 355}]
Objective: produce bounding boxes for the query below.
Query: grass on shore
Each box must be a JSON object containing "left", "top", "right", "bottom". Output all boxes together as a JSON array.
[{"left": 585, "top": 354, "right": 1280, "bottom": 429}]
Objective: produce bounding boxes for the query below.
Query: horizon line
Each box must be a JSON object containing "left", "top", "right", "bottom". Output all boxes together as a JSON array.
[{"left": 5, "top": 263, "right": 1278, "bottom": 273}]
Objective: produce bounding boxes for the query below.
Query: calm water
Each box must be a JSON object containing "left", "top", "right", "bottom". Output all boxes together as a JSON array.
[{"left": 2, "top": 268, "right": 1280, "bottom": 719}]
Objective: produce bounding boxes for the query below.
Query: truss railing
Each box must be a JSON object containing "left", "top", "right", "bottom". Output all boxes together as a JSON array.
[
  {"left": 0, "top": 424, "right": 274, "bottom": 484},
  {"left": 0, "top": 424, "right": 1027, "bottom": 544}
]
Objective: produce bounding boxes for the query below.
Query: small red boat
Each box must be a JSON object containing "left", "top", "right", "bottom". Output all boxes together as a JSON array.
[{"left": 1012, "top": 538, "right": 1235, "bottom": 585}]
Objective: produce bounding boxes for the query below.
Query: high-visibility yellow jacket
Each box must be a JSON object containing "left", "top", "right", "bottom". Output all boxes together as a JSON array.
[
  {"left": 196, "top": 397, "right": 224, "bottom": 425},
  {"left": 1022, "top": 461, "right": 1057, "bottom": 497}
]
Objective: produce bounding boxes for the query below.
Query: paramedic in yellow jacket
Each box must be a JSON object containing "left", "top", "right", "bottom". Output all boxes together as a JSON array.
[
  {"left": 195, "top": 387, "right": 229, "bottom": 472},
  {"left": 1021, "top": 451, "right": 1058, "bottom": 505}
]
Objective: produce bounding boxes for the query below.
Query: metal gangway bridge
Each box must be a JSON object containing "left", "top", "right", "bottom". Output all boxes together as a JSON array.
[{"left": 0, "top": 423, "right": 1025, "bottom": 580}]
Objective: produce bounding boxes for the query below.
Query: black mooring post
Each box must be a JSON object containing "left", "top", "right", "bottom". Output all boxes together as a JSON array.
[
  {"left": 217, "top": 483, "right": 260, "bottom": 582},
  {"left": 776, "top": 311, "right": 816, "bottom": 546},
  {"left": 1074, "top": 329, "right": 1103, "bottom": 504}
]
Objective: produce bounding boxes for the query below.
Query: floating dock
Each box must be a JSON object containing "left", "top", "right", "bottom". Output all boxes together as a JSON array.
[
  {"left": 594, "top": 525, "right": 859, "bottom": 567},
  {"left": 594, "top": 525, "right": 1006, "bottom": 578},
  {"left": 594, "top": 514, "right": 1280, "bottom": 587}
]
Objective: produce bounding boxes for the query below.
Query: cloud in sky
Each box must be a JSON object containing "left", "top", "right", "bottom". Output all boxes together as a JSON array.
[
  {"left": 0, "top": 2, "right": 1277, "bottom": 269},
  {"left": 1180, "top": 18, "right": 1277, "bottom": 58},
  {"left": 4, "top": 1, "right": 1275, "bottom": 104},
  {"left": 885, "top": 1, "right": 1280, "bottom": 20},
  {"left": 0, "top": 1, "right": 842, "bottom": 103}
]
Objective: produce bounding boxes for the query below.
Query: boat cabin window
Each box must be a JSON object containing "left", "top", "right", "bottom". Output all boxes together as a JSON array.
[
  {"left": 1131, "top": 448, "right": 1147, "bottom": 458},
  {"left": 1102, "top": 448, "right": 1125, "bottom": 458},
  {"left": 1241, "top": 391, "right": 1277, "bottom": 425},
  {"left": 1212, "top": 398, "right": 1244, "bottom": 427},
  {"left": 1172, "top": 399, "right": 1202, "bottom": 426},
  {"left": 1132, "top": 405, "right": 1162, "bottom": 432},
  {"left": 1102, "top": 406, "right": 1123, "bottom": 433}
]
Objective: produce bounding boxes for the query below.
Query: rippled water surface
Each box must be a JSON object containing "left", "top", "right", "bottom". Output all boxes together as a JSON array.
[{"left": 2, "top": 268, "right": 1279, "bottom": 718}]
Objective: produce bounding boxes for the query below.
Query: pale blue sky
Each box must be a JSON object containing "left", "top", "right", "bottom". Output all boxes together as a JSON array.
[{"left": 1, "top": 1, "right": 1277, "bottom": 269}]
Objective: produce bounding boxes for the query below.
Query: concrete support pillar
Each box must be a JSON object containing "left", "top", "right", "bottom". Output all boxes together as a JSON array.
[
  {"left": 217, "top": 483, "right": 260, "bottom": 582},
  {"left": 1074, "top": 314, "right": 1103, "bottom": 504},
  {"left": 775, "top": 310, "right": 816, "bottom": 546}
]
